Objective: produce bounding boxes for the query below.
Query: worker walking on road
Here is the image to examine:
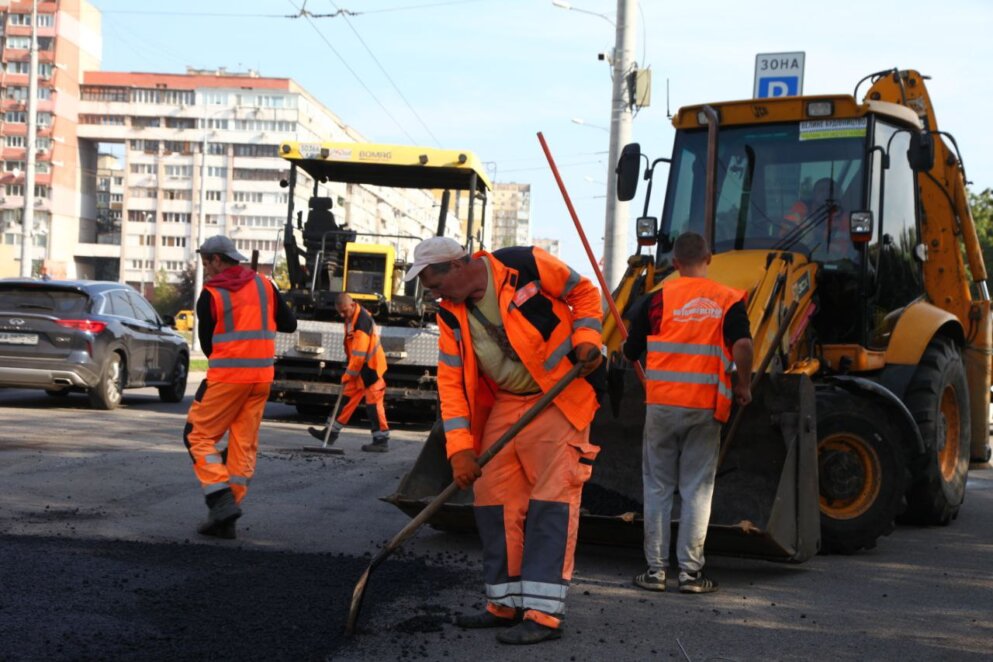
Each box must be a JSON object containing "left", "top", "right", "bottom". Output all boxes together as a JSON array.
[
  {"left": 184, "top": 235, "right": 297, "bottom": 539},
  {"left": 308, "top": 293, "right": 390, "bottom": 452},
  {"left": 623, "top": 232, "right": 753, "bottom": 594},
  {"left": 407, "top": 237, "right": 604, "bottom": 645}
]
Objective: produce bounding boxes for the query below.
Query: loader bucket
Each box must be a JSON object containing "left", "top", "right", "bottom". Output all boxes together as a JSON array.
[{"left": 385, "top": 372, "right": 820, "bottom": 562}]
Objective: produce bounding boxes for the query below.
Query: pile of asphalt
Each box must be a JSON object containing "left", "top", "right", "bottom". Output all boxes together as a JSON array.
[{"left": 0, "top": 534, "right": 466, "bottom": 661}]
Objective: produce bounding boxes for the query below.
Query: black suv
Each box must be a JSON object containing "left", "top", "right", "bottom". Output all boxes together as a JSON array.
[{"left": 0, "top": 279, "right": 189, "bottom": 409}]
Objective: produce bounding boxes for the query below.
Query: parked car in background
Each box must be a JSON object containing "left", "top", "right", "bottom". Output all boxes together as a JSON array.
[
  {"left": 0, "top": 279, "right": 189, "bottom": 409},
  {"left": 173, "top": 309, "right": 195, "bottom": 332}
]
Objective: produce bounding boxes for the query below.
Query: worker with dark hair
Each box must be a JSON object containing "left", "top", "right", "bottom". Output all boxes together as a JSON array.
[
  {"left": 308, "top": 292, "right": 390, "bottom": 452},
  {"left": 624, "top": 231, "right": 753, "bottom": 594},
  {"left": 407, "top": 236, "right": 604, "bottom": 645},
  {"left": 184, "top": 235, "right": 297, "bottom": 539}
]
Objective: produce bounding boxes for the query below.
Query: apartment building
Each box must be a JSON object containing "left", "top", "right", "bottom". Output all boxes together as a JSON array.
[
  {"left": 76, "top": 68, "right": 458, "bottom": 294},
  {"left": 0, "top": 0, "right": 101, "bottom": 278},
  {"left": 490, "top": 182, "right": 531, "bottom": 249}
]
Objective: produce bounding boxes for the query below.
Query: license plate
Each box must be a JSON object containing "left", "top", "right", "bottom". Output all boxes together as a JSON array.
[{"left": 0, "top": 332, "right": 38, "bottom": 345}]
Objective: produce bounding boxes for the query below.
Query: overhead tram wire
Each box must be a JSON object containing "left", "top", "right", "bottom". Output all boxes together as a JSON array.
[
  {"left": 286, "top": 0, "right": 420, "bottom": 145},
  {"left": 327, "top": 0, "right": 442, "bottom": 148}
]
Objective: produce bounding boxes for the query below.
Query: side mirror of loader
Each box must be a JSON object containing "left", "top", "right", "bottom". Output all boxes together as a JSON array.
[
  {"left": 616, "top": 143, "right": 642, "bottom": 201},
  {"left": 907, "top": 131, "right": 935, "bottom": 171}
]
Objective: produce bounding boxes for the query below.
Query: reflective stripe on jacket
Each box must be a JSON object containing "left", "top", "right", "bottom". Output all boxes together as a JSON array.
[
  {"left": 344, "top": 304, "right": 388, "bottom": 387},
  {"left": 644, "top": 277, "right": 745, "bottom": 423},
  {"left": 205, "top": 274, "right": 277, "bottom": 383},
  {"left": 437, "top": 246, "right": 603, "bottom": 458}
]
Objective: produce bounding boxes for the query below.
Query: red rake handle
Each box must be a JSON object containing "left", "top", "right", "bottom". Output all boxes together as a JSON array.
[{"left": 537, "top": 131, "right": 646, "bottom": 385}]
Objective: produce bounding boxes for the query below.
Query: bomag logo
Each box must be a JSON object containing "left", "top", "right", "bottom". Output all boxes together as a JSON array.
[
  {"left": 673, "top": 297, "right": 722, "bottom": 322},
  {"left": 359, "top": 150, "right": 392, "bottom": 161}
]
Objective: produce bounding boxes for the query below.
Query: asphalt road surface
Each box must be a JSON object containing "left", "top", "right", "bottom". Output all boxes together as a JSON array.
[{"left": 1, "top": 376, "right": 991, "bottom": 661}]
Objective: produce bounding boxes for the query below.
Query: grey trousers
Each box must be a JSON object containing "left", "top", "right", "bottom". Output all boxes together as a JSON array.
[{"left": 642, "top": 404, "right": 721, "bottom": 574}]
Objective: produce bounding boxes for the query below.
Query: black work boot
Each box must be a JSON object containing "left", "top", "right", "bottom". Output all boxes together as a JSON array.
[
  {"left": 308, "top": 426, "right": 340, "bottom": 444},
  {"left": 197, "top": 488, "right": 242, "bottom": 539},
  {"left": 455, "top": 608, "right": 521, "bottom": 629},
  {"left": 361, "top": 433, "right": 389, "bottom": 453},
  {"left": 496, "top": 619, "right": 563, "bottom": 644}
]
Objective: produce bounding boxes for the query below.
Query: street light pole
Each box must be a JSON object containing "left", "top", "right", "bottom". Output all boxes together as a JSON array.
[
  {"left": 191, "top": 120, "right": 210, "bottom": 353},
  {"left": 19, "top": 0, "right": 39, "bottom": 277},
  {"left": 602, "top": 0, "right": 636, "bottom": 293}
]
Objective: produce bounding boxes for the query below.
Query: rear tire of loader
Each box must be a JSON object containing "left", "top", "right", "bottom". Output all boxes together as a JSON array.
[
  {"left": 901, "top": 338, "right": 970, "bottom": 525},
  {"left": 817, "top": 391, "right": 908, "bottom": 554}
]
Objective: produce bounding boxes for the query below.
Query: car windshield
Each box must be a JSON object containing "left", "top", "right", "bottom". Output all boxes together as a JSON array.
[
  {"left": 0, "top": 286, "right": 90, "bottom": 314},
  {"left": 658, "top": 119, "right": 867, "bottom": 264}
]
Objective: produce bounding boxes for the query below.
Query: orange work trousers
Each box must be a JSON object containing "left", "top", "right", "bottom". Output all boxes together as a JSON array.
[
  {"left": 331, "top": 378, "right": 389, "bottom": 441},
  {"left": 183, "top": 380, "right": 271, "bottom": 504},
  {"left": 473, "top": 391, "right": 599, "bottom": 629}
]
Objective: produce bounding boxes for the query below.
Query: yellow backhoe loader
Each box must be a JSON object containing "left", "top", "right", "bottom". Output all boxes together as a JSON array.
[{"left": 388, "top": 69, "right": 990, "bottom": 561}]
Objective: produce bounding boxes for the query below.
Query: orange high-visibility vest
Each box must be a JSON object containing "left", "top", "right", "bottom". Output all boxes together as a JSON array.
[
  {"left": 205, "top": 275, "right": 277, "bottom": 384},
  {"left": 436, "top": 246, "right": 603, "bottom": 458},
  {"left": 343, "top": 304, "right": 387, "bottom": 386},
  {"left": 644, "top": 277, "right": 746, "bottom": 423}
]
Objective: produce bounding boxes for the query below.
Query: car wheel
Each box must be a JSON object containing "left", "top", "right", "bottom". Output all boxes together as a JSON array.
[
  {"left": 158, "top": 355, "right": 189, "bottom": 403},
  {"left": 88, "top": 353, "right": 124, "bottom": 410}
]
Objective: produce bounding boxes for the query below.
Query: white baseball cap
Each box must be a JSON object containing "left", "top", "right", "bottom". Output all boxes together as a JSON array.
[{"left": 404, "top": 237, "right": 467, "bottom": 282}]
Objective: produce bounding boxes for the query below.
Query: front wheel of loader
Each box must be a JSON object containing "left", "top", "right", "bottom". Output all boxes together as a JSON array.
[
  {"left": 817, "top": 391, "right": 908, "bottom": 554},
  {"left": 900, "top": 338, "right": 971, "bottom": 525}
]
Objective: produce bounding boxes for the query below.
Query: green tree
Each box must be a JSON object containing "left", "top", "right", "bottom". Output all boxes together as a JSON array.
[
  {"left": 150, "top": 268, "right": 181, "bottom": 316},
  {"left": 970, "top": 188, "right": 993, "bottom": 288},
  {"left": 176, "top": 261, "right": 197, "bottom": 309}
]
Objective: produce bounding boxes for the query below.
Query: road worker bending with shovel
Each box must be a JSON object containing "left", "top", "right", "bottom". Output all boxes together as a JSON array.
[
  {"left": 308, "top": 293, "right": 390, "bottom": 452},
  {"left": 407, "top": 237, "right": 604, "bottom": 645}
]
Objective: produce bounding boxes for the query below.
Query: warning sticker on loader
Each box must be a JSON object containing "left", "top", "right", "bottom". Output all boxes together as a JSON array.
[{"left": 799, "top": 118, "right": 867, "bottom": 141}]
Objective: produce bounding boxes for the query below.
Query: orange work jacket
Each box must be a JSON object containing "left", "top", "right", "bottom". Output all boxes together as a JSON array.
[
  {"left": 644, "top": 277, "right": 746, "bottom": 423},
  {"left": 205, "top": 274, "right": 278, "bottom": 384},
  {"left": 343, "top": 304, "right": 387, "bottom": 387},
  {"left": 436, "top": 246, "right": 604, "bottom": 458}
]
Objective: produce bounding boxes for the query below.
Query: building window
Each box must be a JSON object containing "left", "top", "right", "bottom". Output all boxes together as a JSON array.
[
  {"left": 232, "top": 144, "right": 279, "bottom": 158},
  {"left": 4, "top": 86, "right": 28, "bottom": 100},
  {"left": 163, "top": 212, "right": 191, "bottom": 223},
  {"left": 38, "top": 63, "right": 53, "bottom": 79},
  {"left": 132, "top": 116, "right": 162, "bottom": 129},
  {"left": 36, "top": 13, "right": 54, "bottom": 27},
  {"left": 200, "top": 92, "right": 228, "bottom": 105},
  {"left": 165, "top": 117, "right": 197, "bottom": 129},
  {"left": 233, "top": 191, "right": 264, "bottom": 203},
  {"left": 129, "top": 140, "right": 160, "bottom": 153},
  {"left": 36, "top": 137, "right": 52, "bottom": 151},
  {"left": 82, "top": 87, "right": 129, "bottom": 102},
  {"left": 163, "top": 189, "right": 192, "bottom": 201},
  {"left": 207, "top": 142, "right": 227, "bottom": 155},
  {"left": 199, "top": 118, "right": 229, "bottom": 130},
  {"left": 6, "top": 62, "right": 30, "bottom": 75},
  {"left": 5, "top": 136, "right": 25, "bottom": 148},
  {"left": 206, "top": 190, "right": 224, "bottom": 201},
  {"left": 233, "top": 168, "right": 285, "bottom": 181},
  {"left": 129, "top": 163, "right": 156, "bottom": 174},
  {"left": 163, "top": 141, "right": 193, "bottom": 154},
  {"left": 127, "top": 210, "right": 155, "bottom": 223},
  {"left": 164, "top": 165, "right": 193, "bottom": 178},
  {"left": 5, "top": 184, "right": 24, "bottom": 196},
  {"left": 6, "top": 36, "right": 31, "bottom": 50},
  {"left": 207, "top": 166, "right": 227, "bottom": 178},
  {"left": 161, "top": 236, "right": 188, "bottom": 247},
  {"left": 4, "top": 161, "right": 24, "bottom": 172},
  {"left": 4, "top": 111, "right": 26, "bottom": 123},
  {"left": 80, "top": 114, "right": 126, "bottom": 126},
  {"left": 36, "top": 112, "right": 52, "bottom": 127}
]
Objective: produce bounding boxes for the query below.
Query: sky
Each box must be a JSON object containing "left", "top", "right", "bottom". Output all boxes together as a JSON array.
[{"left": 93, "top": 0, "right": 993, "bottom": 279}]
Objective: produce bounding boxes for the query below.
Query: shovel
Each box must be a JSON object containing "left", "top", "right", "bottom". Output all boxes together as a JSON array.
[
  {"left": 344, "top": 362, "right": 584, "bottom": 635},
  {"left": 302, "top": 387, "right": 346, "bottom": 455}
]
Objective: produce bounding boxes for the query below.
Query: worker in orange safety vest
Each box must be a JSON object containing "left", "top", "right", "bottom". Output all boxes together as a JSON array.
[
  {"left": 623, "top": 232, "right": 753, "bottom": 594},
  {"left": 308, "top": 292, "right": 390, "bottom": 452},
  {"left": 184, "top": 235, "right": 297, "bottom": 539},
  {"left": 406, "top": 236, "right": 604, "bottom": 646}
]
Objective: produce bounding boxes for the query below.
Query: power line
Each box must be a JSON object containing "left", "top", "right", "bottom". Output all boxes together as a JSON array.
[
  {"left": 286, "top": 0, "right": 420, "bottom": 144},
  {"left": 326, "top": 0, "right": 441, "bottom": 147}
]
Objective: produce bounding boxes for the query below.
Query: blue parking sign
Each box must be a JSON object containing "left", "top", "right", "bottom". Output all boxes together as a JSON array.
[{"left": 754, "top": 52, "right": 805, "bottom": 98}]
